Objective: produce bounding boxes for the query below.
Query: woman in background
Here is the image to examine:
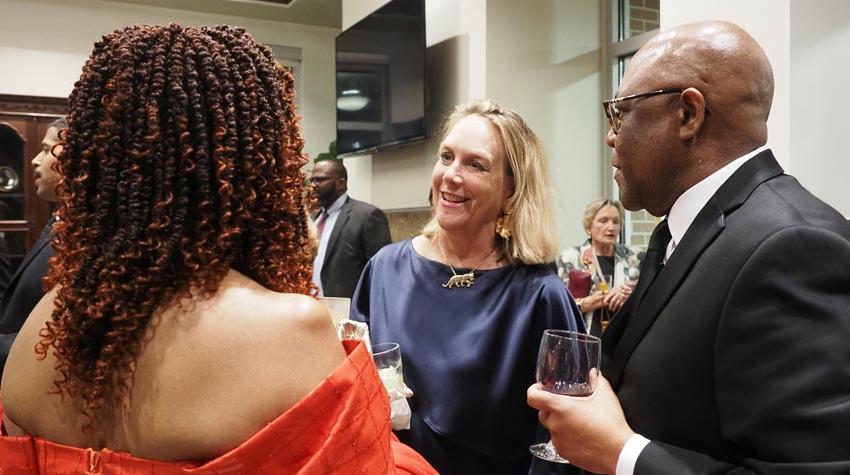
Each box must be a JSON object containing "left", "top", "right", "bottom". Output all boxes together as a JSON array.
[
  {"left": 352, "top": 100, "right": 583, "bottom": 474},
  {"left": 0, "top": 24, "right": 433, "bottom": 474},
  {"left": 557, "top": 199, "right": 641, "bottom": 336}
]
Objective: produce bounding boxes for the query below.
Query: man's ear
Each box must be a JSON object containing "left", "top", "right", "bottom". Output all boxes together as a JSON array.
[{"left": 678, "top": 87, "right": 706, "bottom": 141}]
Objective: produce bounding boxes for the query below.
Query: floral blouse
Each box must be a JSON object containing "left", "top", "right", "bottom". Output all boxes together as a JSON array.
[{"left": 556, "top": 240, "right": 642, "bottom": 305}]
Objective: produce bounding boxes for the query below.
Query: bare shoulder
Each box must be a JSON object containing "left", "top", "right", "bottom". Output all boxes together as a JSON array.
[
  {"left": 1, "top": 274, "right": 350, "bottom": 461},
  {"left": 1, "top": 287, "right": 62, "bottom": 434},
  {"left": 127, "top": 272, "right": 346, "bottom": 460}
]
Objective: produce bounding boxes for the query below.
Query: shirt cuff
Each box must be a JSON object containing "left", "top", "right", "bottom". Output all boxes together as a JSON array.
[{"left": 616, "top": 434, "right": 651, "bottom": 475}]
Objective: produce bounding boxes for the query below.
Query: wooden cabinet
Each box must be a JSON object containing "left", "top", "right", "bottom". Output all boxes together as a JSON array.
[{"left": 0, "top": 94, "right": 66, "bottom": 274}]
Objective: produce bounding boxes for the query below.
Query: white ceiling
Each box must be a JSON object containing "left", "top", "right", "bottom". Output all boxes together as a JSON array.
[{"left": 100, "top": 0, "right": 342, "bottom": 28}]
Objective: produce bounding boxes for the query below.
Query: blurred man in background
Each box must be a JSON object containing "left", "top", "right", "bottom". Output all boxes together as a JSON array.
[
  {"left": 0, "top": 117, "right": 64, "bottom": 380},
  {"left": 310, "top": 159, "right": 390, "bottom": 298}
]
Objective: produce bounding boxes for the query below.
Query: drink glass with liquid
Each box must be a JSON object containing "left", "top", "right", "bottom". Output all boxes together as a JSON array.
[
  {"left": 372, "top": 342, "right": 404, "bottom": 397},
  {"left": 529, "top": 330, "right": 601, "bottom": 463}
]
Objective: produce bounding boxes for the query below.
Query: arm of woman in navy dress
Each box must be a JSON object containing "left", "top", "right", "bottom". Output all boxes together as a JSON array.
[
  {"left": 538, "top": 273, "right": 585, "bottom": 333},
  {"left": 349, "top": 258, "right": 375, "bottom": 325}
]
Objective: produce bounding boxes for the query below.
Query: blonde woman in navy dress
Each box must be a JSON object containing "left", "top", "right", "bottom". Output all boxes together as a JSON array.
[{"left": 352, "top": 100, "right": 583, "bottom": 475}]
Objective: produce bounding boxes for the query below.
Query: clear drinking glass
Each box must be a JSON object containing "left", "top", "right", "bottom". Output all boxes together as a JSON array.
[
  {"left": 372, "top": 342, "right": 405, "bottom": 397},
  {"left": 529, "top": 330, "right": 602, "bottom": 464}
]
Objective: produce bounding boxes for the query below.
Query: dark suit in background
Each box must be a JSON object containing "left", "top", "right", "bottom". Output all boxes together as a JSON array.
[
  {"left": 319, "top": 197, "right": 391, "bottom": 298},
  {"left": 0, "top": 239, "right": 12, "bottom": 298},
  {"left": 0, "top": 220, "right": 54, "bottom": 379},
  {"left": 603, "top": 150, "right": 850, "bottom": 473}
]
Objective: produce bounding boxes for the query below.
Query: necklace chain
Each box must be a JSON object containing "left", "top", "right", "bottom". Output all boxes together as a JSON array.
[{"left": 436, "top": 237, "right": 496, "bottom": 289}]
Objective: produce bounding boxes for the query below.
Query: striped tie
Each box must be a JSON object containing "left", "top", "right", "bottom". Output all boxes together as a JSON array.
[{"left": 315, "top": 211, "right": 329, "bottom": 237}]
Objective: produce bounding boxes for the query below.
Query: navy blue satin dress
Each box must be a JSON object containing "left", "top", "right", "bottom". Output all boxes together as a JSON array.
[{"left": 351, "top": 240, "right": 584, "bottom": 475}]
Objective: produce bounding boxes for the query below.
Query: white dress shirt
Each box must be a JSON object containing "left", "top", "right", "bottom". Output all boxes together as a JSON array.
[
  {"left": 664, "top": 145, "right": 769, "bottom": 263},
  {"left": 616, "top": 145, "right": 769, "bottom": 475},
  {"left": 311, "top": 192, "right": 348, "bottom": 295}
]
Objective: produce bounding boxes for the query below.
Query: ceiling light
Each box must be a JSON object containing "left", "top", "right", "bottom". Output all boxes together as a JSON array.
[{"left": 337, "top": 89, "right": 369, "bottom": 112}]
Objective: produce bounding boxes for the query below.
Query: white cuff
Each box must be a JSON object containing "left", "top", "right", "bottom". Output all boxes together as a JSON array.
[{"left": 616, "top": 434, "right": 651, "bottom": 475}]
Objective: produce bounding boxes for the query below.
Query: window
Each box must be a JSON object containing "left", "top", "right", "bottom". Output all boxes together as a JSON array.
[{"left": 601, "top": 0, "right": 660, "bottom": 249}]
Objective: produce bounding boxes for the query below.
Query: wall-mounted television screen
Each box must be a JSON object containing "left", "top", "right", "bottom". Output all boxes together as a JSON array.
[{"left": 335, "top": 0, "right": 426, "bottom": 157}]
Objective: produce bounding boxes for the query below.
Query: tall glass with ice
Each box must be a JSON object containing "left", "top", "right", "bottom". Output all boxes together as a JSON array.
[{"left": 372, "top": 342, "right": 404, "bottom": 397}]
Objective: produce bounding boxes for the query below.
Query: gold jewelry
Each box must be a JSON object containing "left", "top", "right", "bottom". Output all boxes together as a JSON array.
[
  {"left": 495, "top": 213, "right": 512, "bottom": 240},
  {"left": 590, "top": 246, "right": 612, "bottom": 293},
  {"left": 436, "top": 237, "right": 496, "bottom": 289}
]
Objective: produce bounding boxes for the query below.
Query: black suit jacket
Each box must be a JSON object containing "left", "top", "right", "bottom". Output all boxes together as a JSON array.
[
  {"left": 0, "top": 222, "right": 54, "bottom": 379},
  {"left": 603, "top": 150, "right": 850, "bottom": 474},
  {"left": 319, "top": 197, "right": 391, "bottom": 298}
]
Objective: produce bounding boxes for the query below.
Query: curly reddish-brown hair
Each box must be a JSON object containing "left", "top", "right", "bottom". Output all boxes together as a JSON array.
[{"left": 35, "top": 24, "right": 315, "bottom": 423}]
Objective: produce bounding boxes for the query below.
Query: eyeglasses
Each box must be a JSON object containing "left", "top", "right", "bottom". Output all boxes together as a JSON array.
[
  {"left": 309, "top": 176, "right": 338, "bottom": 185},
  {"left": 602, "top": 89, "right": 684, "bottom": 134}
]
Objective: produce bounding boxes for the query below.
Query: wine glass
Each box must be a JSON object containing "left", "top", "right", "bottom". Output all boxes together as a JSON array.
[{"left": 529, "top": 329, "right": 602, "bottom": 464}]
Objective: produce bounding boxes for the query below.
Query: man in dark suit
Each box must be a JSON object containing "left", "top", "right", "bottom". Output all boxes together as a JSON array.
[
  {"left": 527, "top": 21, "right": 850, "bottom": 474},
  {"left": 310, "top": 159, "right": 391, "bottom": 298},
  {"left": 0, "top": 118, "right": 64, "bottom": 379}
]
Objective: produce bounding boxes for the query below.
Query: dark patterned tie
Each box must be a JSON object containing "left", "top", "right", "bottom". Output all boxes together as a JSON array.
[{"left": 631, "top": 219, "right": 671, "bottom": 312}]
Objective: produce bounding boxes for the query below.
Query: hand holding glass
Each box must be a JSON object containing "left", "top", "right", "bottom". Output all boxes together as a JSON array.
[{"left": 529, "top": 330, "right": 602, "bottom": 464}]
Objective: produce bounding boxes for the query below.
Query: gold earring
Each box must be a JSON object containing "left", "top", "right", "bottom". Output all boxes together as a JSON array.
[{"left": 495, "top": 213, "right": 512, "bottom": 240}]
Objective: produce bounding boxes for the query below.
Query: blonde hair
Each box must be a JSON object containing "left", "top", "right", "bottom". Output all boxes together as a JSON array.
[
  {"left": 582, "top": 199, "right": 625, "bottom": 234},
  {"left": 423, "top": 100, "right": 559, "bottom": 265}
]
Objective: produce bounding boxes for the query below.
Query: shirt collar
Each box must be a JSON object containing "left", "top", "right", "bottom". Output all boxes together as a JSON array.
[{"left": 667, "top": 145, "right": 769, "bottom": 247}]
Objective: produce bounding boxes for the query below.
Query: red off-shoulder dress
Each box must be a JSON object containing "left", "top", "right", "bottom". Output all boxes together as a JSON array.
[{"left": 0, "top": 340, "right": 435, "bottom": 475}]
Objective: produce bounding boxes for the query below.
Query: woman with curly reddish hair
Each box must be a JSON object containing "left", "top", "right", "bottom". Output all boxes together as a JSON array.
[{"left": 0, "top": 24, "right": 434, "bottom": 474}]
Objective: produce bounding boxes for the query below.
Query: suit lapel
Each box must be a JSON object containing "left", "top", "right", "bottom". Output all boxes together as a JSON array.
[
  {"left": 323, "top": 198, "right": 352, "bottom": 267},
  {"left": 607, "top": 204, "right": 724, "bottom": 387},
  {"left": 606, "top": 150, "right": 784, "bottom": 388},
  {"left": 602, "top": 281, "right": 637, "bottom": 371}
]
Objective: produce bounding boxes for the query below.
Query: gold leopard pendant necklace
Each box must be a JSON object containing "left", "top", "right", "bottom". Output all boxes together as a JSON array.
[{"left": 436, "top": 238, "right": 496, "bottom": 289}]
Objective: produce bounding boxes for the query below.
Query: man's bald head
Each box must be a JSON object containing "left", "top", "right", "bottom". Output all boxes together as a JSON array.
[
  {"left": 608, "top": 21, "right": 775, "bottom": 216},
  {"left": 628, "top": 21, "right": 773, "bottom": 147}
]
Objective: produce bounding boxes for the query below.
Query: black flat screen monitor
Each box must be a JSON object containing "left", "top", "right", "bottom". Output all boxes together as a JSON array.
[{"left": 335, "top": 0, "right": 426, "bottom": 157}]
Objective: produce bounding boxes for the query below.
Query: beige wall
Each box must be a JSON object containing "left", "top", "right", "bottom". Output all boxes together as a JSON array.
[
  {"left": 790, "top": 0, "right": 850, "bottom": 218},
  {"left": 0, "top": 0, "right": 338, "bottom": 160},
  {"left": 486, "top": 0, "right": 602, "bottom": 246}
]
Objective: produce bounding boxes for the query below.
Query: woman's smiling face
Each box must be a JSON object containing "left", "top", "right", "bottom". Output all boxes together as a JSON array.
[{"left": 431, "top": 115, "right": 512, "bottom": 237}]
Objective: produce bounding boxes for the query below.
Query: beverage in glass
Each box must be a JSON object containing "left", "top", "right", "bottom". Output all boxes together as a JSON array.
[
  {"left": 372, "top": 342, "right": 404, "bottom": 396},
  {"left": 529, "top": 329, "right": 601, "bottom": 463}
]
